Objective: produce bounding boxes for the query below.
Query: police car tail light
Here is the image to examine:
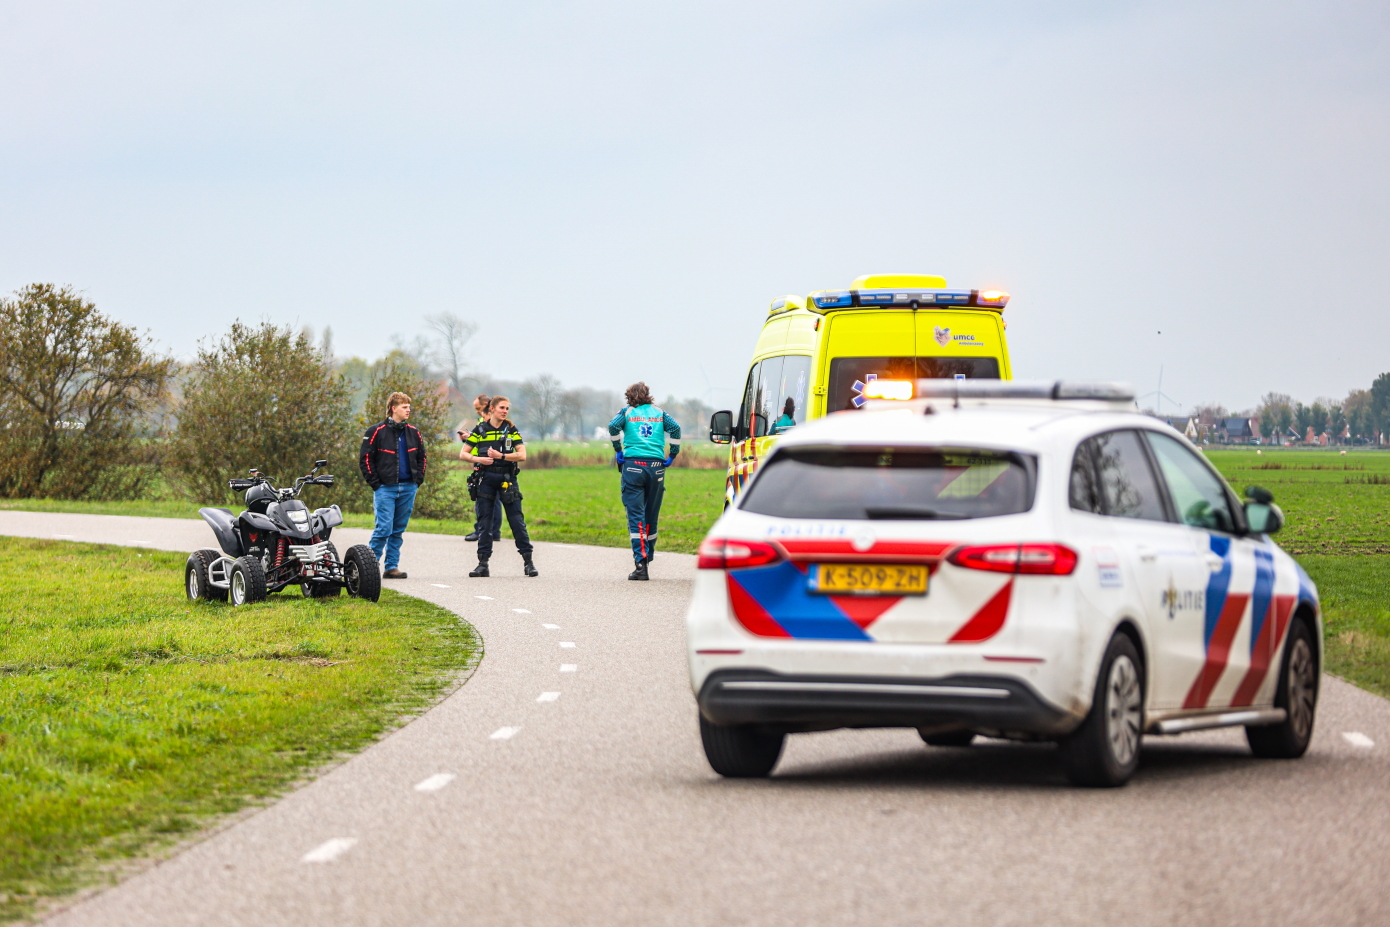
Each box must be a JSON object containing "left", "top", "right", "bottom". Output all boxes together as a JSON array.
[
  {"left": 948, "top": 543, "right": 1078, "bottom": 575},
  {"left": 697, "top": 539, "right": 784, "bottom": 570},
  {"left": 861, "top": 380, "right": 914, "bottom": 401}
]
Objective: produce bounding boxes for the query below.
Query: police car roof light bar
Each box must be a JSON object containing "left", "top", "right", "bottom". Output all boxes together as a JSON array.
[{"left": 913, "top": 380, "right": 1136, "bottom": 403}]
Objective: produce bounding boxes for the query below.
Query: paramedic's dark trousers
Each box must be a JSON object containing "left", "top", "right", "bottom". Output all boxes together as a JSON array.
[
  {"left": 621, "top": 459, "right": 665, "bottom": 565},
  {"left": 476, "top": 471, "right": 533, "bottom": 561}
]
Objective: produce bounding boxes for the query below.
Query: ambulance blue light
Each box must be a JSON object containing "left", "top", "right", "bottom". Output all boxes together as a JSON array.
[
  {"left": 808, "top": 289, "right": 1009, "bottom": 311},
  {"left": 811, "top": 291, "right": 853, "bottom": 309}
]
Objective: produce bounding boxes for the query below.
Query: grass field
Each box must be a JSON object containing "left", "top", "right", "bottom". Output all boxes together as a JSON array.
[{"left": 0, "top": 538, "right": 478, "bottom": 923}]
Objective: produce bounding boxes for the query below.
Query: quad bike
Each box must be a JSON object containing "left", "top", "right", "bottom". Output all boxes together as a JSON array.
[{"left": 184, "top": 459, "right": 381, "bottom": 606}]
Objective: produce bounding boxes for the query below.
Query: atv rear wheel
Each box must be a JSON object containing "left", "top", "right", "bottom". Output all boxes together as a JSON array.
[
  {"left": 185, "top": 549, "right": 228, "bottom": 602},
  {"left": 343, "top": 544, "right": 381, "bottom": 602},
  {"left": 229, "top": 556, "right": 268, "bottom": 606}
]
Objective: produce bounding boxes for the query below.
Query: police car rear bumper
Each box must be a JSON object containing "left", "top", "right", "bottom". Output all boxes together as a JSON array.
[{"left": 697, "top": 668, "right": 1076, "bottom": 735}]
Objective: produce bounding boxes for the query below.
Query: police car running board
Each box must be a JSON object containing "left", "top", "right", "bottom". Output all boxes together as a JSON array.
[{"left": 1153, "top": 708, "right": 1286, "bottom": 735}]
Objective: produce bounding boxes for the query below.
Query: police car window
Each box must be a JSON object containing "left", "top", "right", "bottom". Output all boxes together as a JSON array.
[
  {"left": 771, "top": 356, "right": 811, "bottom": 434},
  {"left": 755, "top": 356, "right": 783, "bottom": 438},
  {"left": 739, "top": 447, "right": 1035, "bottom": 520},
  {"left": 1087, "top": 430, "right": 1167, "bottom": 522},
  {"left": 828, "top": 357, "right": 1002, "bottom": 412},
  {"left": 1143, "top": 431, "right": 1237, "bottom": 533},
  {"left": 1069, "top": 438, "right": 1105, "bottom": 514}
]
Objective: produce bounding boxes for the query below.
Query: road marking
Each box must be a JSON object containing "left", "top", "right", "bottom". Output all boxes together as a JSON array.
[
  {"left": 490, "top": 726, "right": 521, "bottom": 740},
  {"left": 475, "top": 595, "right": 494, "bottom": 600},
  {"left": 302, "top": 838, "right": 357, "bottom": 863},
  {"left": 537, "top": 691, "right": 560, "bottom": 702},
  {"left": 512, "top": 608, "right": 531, "bottom": 614},
  {"left": 559, "top": 641, "right": 576, "bottom": 648},
  {"left": 542, "top": 623, "right": 560, "bottom": 629},
  {"left": 414, "top": 773, "right": 456, "bottom": 792},
  {"left": 1343, "top": 732, "right": 1375, "bottom": 748},
  {"left": 431, "top": 583, "right": 451, "bottom": 588},
  {"left": 54, "top": 534, "right": 76, "bottom": 540},
  {"left": 560, "top": 664, "right": 577, "bottom": 672}
]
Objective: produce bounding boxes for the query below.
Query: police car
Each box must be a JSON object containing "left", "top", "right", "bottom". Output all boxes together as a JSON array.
[{"left": 687, "top": 381, "right": 1321, "bottom": 787}]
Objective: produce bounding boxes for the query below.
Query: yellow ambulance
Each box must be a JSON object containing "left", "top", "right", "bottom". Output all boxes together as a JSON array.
[{"left": 709, "top": 274, "right": 1012, "bottom": 505}]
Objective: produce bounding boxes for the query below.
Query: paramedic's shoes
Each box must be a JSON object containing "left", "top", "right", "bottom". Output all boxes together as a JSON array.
[
  {"left": 468, "top": 561, "right": 490, "bottom": 578},
  {"left": 464, "top": 530, "right": 481, "bottom": 542},
  {"left": 628, "top": 561, "right": 649, "bottom": 581},
  {"left": 383, "top": 568, "right": 408, "bottom": 579},
  {"left": 523, "top": 556, "right": 539, "bottom": 577}
]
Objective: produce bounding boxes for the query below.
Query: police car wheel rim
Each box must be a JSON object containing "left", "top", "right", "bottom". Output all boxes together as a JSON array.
[
  {"left": 1106, "top": 654, "right": 1141, "bottom": 767},
  {"left": 1288, "top": 637, "right": 1315, "bottom": 739}
]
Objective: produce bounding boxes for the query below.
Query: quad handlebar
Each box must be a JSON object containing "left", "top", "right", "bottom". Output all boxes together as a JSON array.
[{"left": 227, "top": 460, "right": 335, "bottom": 499}]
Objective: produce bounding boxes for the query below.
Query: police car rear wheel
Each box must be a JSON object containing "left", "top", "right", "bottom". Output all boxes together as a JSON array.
[
  {"left": 1246, "top": 620, "right": 1318, "bottom": 759},
  {"left": 699, "top": 714, "right": 784, "bottom": 778},
  {"left": 1060, "top": 633, "right": 1144, "bottom": 788}
]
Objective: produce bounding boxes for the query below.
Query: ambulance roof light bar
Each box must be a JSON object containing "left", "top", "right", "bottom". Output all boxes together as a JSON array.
[
  {"left": 810, "top": 288, "right": 1010, "bottom": 311},
  {"left": 912, "top": 380, "right": 1135, "bottom": 404}
]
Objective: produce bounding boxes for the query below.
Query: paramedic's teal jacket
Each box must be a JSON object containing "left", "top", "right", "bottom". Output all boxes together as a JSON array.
[{"left": 609, "top": 405, "right": 681, "bottom": 460}]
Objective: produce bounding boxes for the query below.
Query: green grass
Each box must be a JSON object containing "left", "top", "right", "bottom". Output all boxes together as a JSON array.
[
  {"left": 1298, "top": 555, "right": 1390, "bottom": 699},
  {"left": 0, "top": 537, "right": 478, "bottom": 923},
  {"left": 0, "top": 466, "right": 729, "bottom": 556}
]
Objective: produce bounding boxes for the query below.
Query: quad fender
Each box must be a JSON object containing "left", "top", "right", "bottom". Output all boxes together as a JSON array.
[
  {"left": 313, "top": 504, "right": 344, "bottom": 537},
  {"left": 238, "top": 511, "right": 278, "bottom": 534},
  {"left": 199, "top": 507, "right": 244, "bottom": 558}
]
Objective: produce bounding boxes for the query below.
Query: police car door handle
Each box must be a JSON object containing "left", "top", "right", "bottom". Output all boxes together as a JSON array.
[
  {"left": 1204, "top": 553, "right": 1225, "bottom": 572},
  {"left": 1136, "top": 544, "right": 1157, "bottom": 562}
]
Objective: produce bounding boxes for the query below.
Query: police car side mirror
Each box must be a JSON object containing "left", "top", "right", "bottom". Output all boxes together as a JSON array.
[
  {"left": 709, "top": 410, "right": 733, "bottom": 444},
  {"left": 1243, "top": 486, "right": 1283, "bottom": 535}
]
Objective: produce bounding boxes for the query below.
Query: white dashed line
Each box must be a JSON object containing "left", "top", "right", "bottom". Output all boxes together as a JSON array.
[
  {"left": 414, "top": 773, "right": 456, "bottom": 792},
  {"left": 302, "top": 838, "right": 357, "bottom": 863},
  {"left": 512, "top": 608, "right": 531, "bottom": 614},
  {"left": 1343, "top": 732, "right": 1375, "bottom": 748},
  {"left": 490, "top": 726, "right": 521, "bottom": 740},
  {"left": 559, "top": 641, "right": 576, "bottom": 648},
  {"left": 475, "top": 595, "right": 494, "bottom": 600},
  {"left": 560, "top": 664, "right": 577, "bottom": 672},
  {"left": 431, "top": 583, "right": 451, "bottom": 588},
  {"left": 542, "top": 623, "right": 560, "bottom": 629},
  {"left": 537, "top": 691, "right": 560, "bottom": 702}
]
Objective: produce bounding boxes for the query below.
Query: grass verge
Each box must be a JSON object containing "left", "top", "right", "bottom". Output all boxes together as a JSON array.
[
  {"left": 0, "top": 537, "right": 478, "bottom": 923},
  {"left": 1299, "top": 555, "right": 1390, "bottom": 698}
]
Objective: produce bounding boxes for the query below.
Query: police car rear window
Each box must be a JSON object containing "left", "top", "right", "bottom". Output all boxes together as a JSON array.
[{"left": 739, "top": 447, "right": 1036, "bottom": 520}]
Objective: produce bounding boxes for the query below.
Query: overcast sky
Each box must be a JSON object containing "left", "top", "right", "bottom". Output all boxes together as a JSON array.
[{"left": 2, "top": 0, "right": 1386, "bottom": 413}]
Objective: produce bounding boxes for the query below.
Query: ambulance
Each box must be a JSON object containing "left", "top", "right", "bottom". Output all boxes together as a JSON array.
[{"left": 710, "top": 274, "right": 1012, "bottom": 506}]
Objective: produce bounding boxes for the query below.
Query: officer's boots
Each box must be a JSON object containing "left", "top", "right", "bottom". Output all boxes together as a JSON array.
[
  {"left": 628, "top": 560, "right": 649, "bottom": 581},
  {"left": 469, "top": 559, "right": 489, "bottom": 578},
  {"left": 523, "top": 555, "right": 538, "bottom": 577}
]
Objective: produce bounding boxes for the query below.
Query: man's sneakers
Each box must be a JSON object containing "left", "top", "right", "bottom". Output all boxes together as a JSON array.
[
  {"left": 523, "top": 556, "right": 539, "bottom": 577},
  {"left": 468, "top": 561, "right": 490, "bottom": 578},
  {"left": 628, "top": 561, "right": 649, "bottom": 581},
  {"left": 384, "top": 568, "right": 408, "bottom": 579}
]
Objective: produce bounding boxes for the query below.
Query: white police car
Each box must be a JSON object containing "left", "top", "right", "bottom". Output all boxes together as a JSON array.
[{"left": 687, "top": 381, "right": 1321, "bottom": 787}]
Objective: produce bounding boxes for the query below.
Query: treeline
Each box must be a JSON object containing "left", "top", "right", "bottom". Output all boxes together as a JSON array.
[
  {"left": 1181, "top": 378, "right": 1390, "bottom": 445},
  {"left": 0, "top": 284, "right": 712, "bottom": 512}
]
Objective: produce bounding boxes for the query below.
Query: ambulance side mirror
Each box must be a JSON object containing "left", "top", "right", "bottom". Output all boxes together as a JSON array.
[
  {"left": 1243, "top": 486, "right": 1283, "bottom": 535},
  {"left": 709, "top": 410, "right": 733, "bottom": 444}
]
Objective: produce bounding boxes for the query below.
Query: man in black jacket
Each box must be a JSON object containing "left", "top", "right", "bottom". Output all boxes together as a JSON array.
[{"left": 359, "top": 392, "right": 426, "bottom": 579}]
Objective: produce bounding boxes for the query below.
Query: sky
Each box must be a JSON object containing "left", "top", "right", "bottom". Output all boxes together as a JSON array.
[{"left": 2, "top": 0, "right": 1387, "bottom": 414}]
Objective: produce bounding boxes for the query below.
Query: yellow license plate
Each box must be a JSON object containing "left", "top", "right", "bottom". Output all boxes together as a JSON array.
[{"left": 810, "top": 564, "right": 929, "bottom": 596}]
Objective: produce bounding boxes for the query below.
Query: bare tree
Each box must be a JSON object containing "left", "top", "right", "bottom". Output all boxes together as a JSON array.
[
  {"left": 520, "top": 374, "right": 565, "bottom": 439},
  {"left": 425, "top": 312, "right": 479, "bottom": 395}
]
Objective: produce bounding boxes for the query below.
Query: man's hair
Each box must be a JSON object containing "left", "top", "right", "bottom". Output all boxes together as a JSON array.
[
  {"left": 387, "top": 391, "right": 411, "bottom": 414},
  {"left": 473, "top": 393, "right": 490, "bottom": 414},
  {"left": 625, "top": 382, "right": 653, "bottom": 407}
]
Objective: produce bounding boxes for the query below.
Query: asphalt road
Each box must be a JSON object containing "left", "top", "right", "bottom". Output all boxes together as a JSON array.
[{"left": 5, "top": 510, "right": 1390, "bottom": 927}]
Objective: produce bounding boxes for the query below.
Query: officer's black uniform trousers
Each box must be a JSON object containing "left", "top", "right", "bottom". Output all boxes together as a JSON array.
[{"left": 476, "top": 469, "right": 533, "bottom": 561}]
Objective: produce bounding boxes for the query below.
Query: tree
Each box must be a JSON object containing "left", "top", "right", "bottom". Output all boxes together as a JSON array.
[
  {"left": 425, "top": 312, "right": 479, "bottom": 396},
  {"left": 171, "top": 322, "right": 354, "bottom": 503},
  {"left": 0, "top": 284, "right": 174, "bottom": 499},
  {"left": 1345, "top": 388, "right": 1372, "bottom": 443},
  {"left": 1255, "top": 392, "right": 1294, "bottom": 443},
  {"left": 519, "top": 374, "right": 565, "bottom": 439},
  {"left": 1191, "top": 403, "right": 1228, "bottom": 427},
  {"left": 1370, "top": 373, "right": 1390, "bottom": 442}
]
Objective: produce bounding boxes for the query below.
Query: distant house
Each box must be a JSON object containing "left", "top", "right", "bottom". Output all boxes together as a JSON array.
[
  {"left": 1159, "top": 416, "right": 1199, "bottom": 441},
  {"left": 1218, "top": 417, "right": 1258, "bottom": 445}
]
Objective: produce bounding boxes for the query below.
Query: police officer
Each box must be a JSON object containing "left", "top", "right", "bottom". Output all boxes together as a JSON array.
[
  {"left": 462, "top": 393, "right": 502, "bottom": 544},
  {"left": 460, "top": 395, "right": 537, "bottom": 578},
  {"left": 609, "top": 382, "right": 681, "bottom": 580}
]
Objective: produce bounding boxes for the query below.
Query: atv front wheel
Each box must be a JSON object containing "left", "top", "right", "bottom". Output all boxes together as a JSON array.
[
  {"left": 343, "top": 544, "right": 381, "bottom": 602},
  {"left": 230, "top": 556, "right": 268, "bottom": 606}
]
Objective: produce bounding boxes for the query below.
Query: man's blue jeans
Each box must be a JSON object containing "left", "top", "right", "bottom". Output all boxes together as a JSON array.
[{"left": 370, "top": 482, "right": 418, "bottom": 570}]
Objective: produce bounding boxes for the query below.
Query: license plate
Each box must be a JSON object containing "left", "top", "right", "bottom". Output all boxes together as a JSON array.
[{"left": 810, "top": 563, "right": 929, "bottom": 596}]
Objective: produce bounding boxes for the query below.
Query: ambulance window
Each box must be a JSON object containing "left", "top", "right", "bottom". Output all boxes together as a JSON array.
[
  {"left": 737, "top": 362, "right": 760, "bottom": 440},
  {"left": 769, "top": 356, "right": 811, "bottom": 434},
  {"left": 1144, "top": 432, "right": 1238, "bottom": 533},
  {"left": 828, "top": 357, "right": 1002, "bottom": 412},
  {"left": 754, "top": 356, "right": 783, "bottom": 438},
  {"left": 1082, "top": 430, "right": 1167, "bottom": 522}
]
